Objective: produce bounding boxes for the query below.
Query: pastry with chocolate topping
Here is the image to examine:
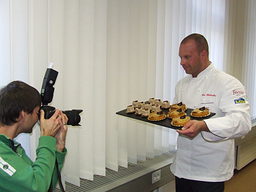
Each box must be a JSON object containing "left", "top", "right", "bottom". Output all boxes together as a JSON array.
[
  {"left": 141, "top": 108, "right": 150, "bottom": 117},
  {"left": 148, "top": 111, "right": 166, "bottom": 121},
  {"left": 170, "top": 102, "right": 187, "bottom": 111},
  {"left": 167, "top": 108, "right": 186, "bottom": 119},
  {"left": 171, "top": 115, "right": 190, "bottom": 127},
  {"left": 126, "top": 105, "right": 135, "bottom": 113},
  {"left": 190, "top": 106, "right": 210, "bottom": 117},
  {"left": 161, "top": 100, "right": 171, "bottom": 109}
]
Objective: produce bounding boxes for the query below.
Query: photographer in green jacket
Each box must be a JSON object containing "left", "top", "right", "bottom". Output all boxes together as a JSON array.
[{"left": 0, "top": 81, "right": 68, "bottom": 192}]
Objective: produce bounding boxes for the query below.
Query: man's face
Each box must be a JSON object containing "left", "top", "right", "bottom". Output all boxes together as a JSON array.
[
  {"left": 22, "top": 106, "right": 40, "bottom": 133},
  {"left": 179, "top": 39, "right": 203, "bottom": 77}
]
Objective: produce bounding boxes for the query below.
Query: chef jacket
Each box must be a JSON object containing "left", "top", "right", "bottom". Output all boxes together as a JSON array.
[
  {"left": 0, "top": 135, "right": 66, "bottom": 192},
  {"left": 170, "top": 64, "right": 251, "bottom": 182}
]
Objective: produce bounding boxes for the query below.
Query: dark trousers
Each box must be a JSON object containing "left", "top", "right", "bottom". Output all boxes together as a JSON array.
[{"left": 175, "top": 177, "right": 224, "bottom": 192}]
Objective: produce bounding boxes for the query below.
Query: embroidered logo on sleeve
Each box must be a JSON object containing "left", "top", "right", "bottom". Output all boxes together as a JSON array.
[
  {"left": 232, "top": 89, "right": 245, "bottom": 96},
  {"left": 234, "top": 97, "right": 246, "bottom": 104},
  {"left": 0, "top": 157, "right": 16, "bottom": 176}
]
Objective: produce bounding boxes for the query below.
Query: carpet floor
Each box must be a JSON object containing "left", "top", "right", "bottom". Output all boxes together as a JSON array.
[{"left": 225, "top": 160, "right": 256, "bottom": 192}]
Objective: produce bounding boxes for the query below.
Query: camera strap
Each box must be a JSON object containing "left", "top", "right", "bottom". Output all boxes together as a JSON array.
[
  {"left": 8, "top": 139, "right": 20, "bottom": 153},
  {"left": 48, "top": 159, "right": 65, "bottom": 192},
  {"left": 56, "top": 159, "right": 65, "bottom": 192}
]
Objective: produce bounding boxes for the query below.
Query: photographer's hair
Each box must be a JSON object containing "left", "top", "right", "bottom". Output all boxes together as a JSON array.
[
  {"left": 0, "top": 81, "right": 41, "bottom": 125},
  {"left": 181, "top": 33, "right": 209, "bottom": 57}
]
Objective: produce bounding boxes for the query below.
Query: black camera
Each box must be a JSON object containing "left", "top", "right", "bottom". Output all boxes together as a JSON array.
[
  {"left": 40, "top": 66, "right": 83, "bottom": 126},
  {"left": 41, "top": 106, "right": 82, "bottom": 126}
]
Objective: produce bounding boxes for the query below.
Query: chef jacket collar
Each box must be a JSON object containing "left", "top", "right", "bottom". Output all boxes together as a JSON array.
[{"left": 191, "top": 63, "right": 215, "bottom": 79}]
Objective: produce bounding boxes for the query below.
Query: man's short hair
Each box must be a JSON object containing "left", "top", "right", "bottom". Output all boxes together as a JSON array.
[
  {"left": 0, "top": 81, "right": 41, "bottom": 125},
  {"left": 181, "top": 33, "right": 209, "bottom": 56}
]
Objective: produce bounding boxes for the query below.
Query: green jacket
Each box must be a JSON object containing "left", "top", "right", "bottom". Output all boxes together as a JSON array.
[{"left": 0, "top": 135, "right": 66, "bottom": 192}]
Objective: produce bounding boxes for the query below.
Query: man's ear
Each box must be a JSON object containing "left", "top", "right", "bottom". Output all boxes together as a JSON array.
[
  {"left": 16, "top": 111, "right": 25, "bottom": 122},
  {"left": 200, "top": 50, "right": 208, "bottom": 57}
]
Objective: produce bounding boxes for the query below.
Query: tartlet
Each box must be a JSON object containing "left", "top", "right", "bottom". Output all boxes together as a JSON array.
[
  {"left": 170, "top": 102, "right": 187, "bottom": 112},
  {"left": 171, "top": 115, "right": 190, "bottom": 127},
  {"left": 148, "top": 111, "right": 166, "bottom": 121},
  {"left": 190, "top": 107, "right": 210, "bottom": 118},
  {"left": 167, "top": 108, "right": 186, "bottom": 119}
]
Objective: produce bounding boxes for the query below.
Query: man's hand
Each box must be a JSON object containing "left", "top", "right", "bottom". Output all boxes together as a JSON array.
[
  {"left": 55, "top": 112, "right": 68, "bottom": 152},
  {"left": 40, "top": 109, "right": 62, "bottom": 137},
  {"left": 177, "top": 120, "right": 209, "bottom": 139}
]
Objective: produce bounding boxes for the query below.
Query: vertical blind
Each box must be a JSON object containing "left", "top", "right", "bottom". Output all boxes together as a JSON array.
[
  {"left": 244, "top": 0, "right": 256, "bottom": 119},
  {"left": 0, "top": 0, "right": 255, "bottom": 187}
]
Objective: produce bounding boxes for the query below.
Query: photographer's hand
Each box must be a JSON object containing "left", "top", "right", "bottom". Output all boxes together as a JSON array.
[
  {"left": 55, "top": 112, "right": 68, "bottom": 152},
  {"left": 40, "top": 109, "right": 62, "bottom": 137}
]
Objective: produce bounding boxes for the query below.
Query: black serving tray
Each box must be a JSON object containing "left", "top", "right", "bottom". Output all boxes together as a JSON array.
[{"left": 116, "top": 108, "right": 215, "bottom": 129}]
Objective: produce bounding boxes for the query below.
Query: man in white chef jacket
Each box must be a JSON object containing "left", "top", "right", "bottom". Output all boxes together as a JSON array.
[{"left": 170, "top": 33, "right": 251, "bottom": 192}]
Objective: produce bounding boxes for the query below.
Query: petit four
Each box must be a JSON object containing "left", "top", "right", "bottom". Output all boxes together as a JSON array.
[
  {"left": 148, "top": 111, "right": 166, "bottom": 121},
  {"left": 167, "top": 108, "right": 186, "bottom": 119},
  {"left": 170, "top": 102, "right": 187, "bottom": 111},
  {"left": 126, "top": 105, "right": 135, "bottom": 113},
  {"left": 190, "top": 107, "right": 210, "bottom": 117},
  {"left": 171, "top": 115, "right": 190, "bottom": 127}
]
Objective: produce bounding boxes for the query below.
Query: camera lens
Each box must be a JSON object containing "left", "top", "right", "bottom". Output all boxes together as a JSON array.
[
  {"left": 40, "top": 106, "right": 83, "bottom": 126},
  {"left": 63, "top": 110, "right": 83, "bottom": 126}
]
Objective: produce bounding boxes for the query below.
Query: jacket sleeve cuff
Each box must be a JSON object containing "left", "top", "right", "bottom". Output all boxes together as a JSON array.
[{"left": 201, "top": 119, "right": 227, "bottom": 142}]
